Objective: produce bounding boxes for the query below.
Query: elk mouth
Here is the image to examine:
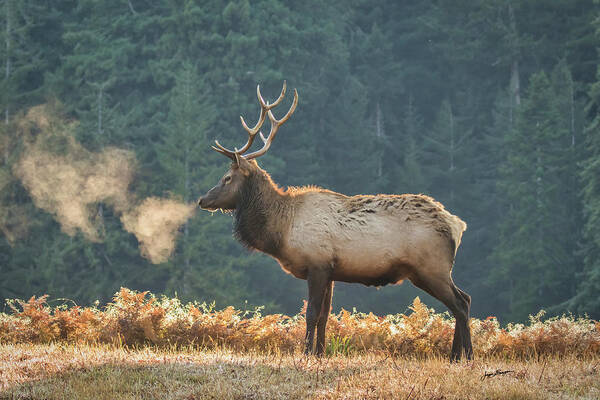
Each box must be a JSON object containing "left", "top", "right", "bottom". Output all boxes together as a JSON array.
[
  {"left": 198, "top": 198, "right": 234, "bottom": 213},
  {"left": 206, "top": 207, "right": 234, "bottom": 214},
  {"left": 198, "top": 197, "right": 216, "bottom": 211}
]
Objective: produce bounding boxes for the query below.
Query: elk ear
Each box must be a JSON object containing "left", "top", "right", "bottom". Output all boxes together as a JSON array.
[{"left": 236, "top": 156, "right": 253, "bottom": 176}]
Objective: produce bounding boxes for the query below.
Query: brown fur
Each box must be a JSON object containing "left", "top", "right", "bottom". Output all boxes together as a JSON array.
[{"left": 199, "top": 158, "right": 472, "bottom": 361}]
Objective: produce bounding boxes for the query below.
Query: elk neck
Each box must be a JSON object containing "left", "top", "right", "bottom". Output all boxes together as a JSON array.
[{"left": 234, "top": 167, "right": 293, "bottom": 257}]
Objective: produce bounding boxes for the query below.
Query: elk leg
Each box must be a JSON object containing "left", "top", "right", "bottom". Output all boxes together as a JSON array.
[
  {"left": 453, "top": 285, "right": 473, "bottom": 358},
  {"left": 304, "top": 269, "right": 330, "bottom": 355},
  {"left": 315, "top": 280, "right": 334, "bottom": 356},
  {"left": 410, "top": 273, "right": 472, "bottom": 361},
  {"left": 455, "top": 286, "right": 471, "bottom": 307}
]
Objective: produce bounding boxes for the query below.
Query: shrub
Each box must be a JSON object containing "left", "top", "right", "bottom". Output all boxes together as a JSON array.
[{"left": 1, "top": 288, "right": 598, "bottom": 358}]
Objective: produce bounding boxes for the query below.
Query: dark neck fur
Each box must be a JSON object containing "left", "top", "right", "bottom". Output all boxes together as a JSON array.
[{"left": 234, "top": 169, "right": 290, "bottom": 257}]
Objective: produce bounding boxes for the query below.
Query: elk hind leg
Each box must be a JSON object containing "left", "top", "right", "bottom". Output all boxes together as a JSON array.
[
  {"left": 410, "top": 272, "right": 472, "bottom": 361},
  {"left": 455, "top": 286, "right": 471, "bottom": 308},
  {"left": 454, "top": 285, "right": 472, "bottom": 358}
]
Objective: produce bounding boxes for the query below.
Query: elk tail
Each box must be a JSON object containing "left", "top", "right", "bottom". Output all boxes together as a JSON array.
[{"left": 449, "top": 215, "right": 467, "bottom": 257}]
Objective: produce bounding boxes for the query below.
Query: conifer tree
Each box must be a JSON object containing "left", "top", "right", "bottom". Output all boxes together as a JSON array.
[
  {"left": 492, "top": 68, "right": 582, "bottom": 320},
  {"left": 572, "top": 62, "right": 600, "bottom": 319},
  {"left": 155, "top": 62, "right": 252, "bottom": 304},
  {"left": 390, "top": 95, "right": 427, "bottom": 195}
]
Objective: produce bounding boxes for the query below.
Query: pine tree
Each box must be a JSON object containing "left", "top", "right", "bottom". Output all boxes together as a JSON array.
[
  {"left": 390, "top": 95, "right": 427, "bottom": 195},
  {"left": 1, "top": 0, "right": 599, "bottom": 318},
  {"left": 0, "top": 0, "right": 59, "bottom": 124},
  {"left": 422, "top": 99, "right": 474, "bottom": 208},
  {"left": 154, "top": 62, "right": 252, "bottom": 304},
  {"left": 491, "top": 68, "right": 582, "bottom": 321},
  {"left": 572, "top": 60, "right": 600, "bottom": 319}
]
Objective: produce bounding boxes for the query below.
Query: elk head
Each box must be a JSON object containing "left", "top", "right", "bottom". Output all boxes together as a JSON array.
[{"left": 198, "top": 82, "right": 298, "bottom": 212}]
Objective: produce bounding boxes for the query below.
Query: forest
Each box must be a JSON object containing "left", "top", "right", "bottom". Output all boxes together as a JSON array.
[{"left": 1, "top": 0, "right": 599, "bottom": 323}]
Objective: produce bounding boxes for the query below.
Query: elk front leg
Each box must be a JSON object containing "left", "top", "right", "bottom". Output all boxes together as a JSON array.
[
  {"left": 304, "top": 268, "right": 331, "bottom": 355},
  {"left": 315, "top": 281, "right": 333, "bottom": 356}
]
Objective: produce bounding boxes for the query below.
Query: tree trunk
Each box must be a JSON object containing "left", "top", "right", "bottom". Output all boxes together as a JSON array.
[
  {"left": 510, "top": 60, "right": 520, "bottom": 108},
  {"left": 183, "top": 149, "right": 190, "bottom": 291},
  {"left": 97, "top": 85, "right": 103, "bottom": 135},
  {"left": 5, "top": 0, "right": 11, "bottom": 125},
  {"left": 508, "top": 3, "right": 521, "bottom": 124},
  {"left": 375, "top": 101, "right": 384, "bottom": 177},
  {"left": 448, "top": 102, "right": 455, "bottom": 203},
  {"left": 127, "top": 0, "right": 137, "bottom": 15},
  {"left": 182, "top": 73, "right": 192, "bottom": 295},
  {"left": 569, "top": 77, "right": 575, "bottom": 147}
]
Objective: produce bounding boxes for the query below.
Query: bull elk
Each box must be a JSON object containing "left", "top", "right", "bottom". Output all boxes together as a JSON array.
[{"left": 198, "top": 82, "right": 473, "bottom": 361}]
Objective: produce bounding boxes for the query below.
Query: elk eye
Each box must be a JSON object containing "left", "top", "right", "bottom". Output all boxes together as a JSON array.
[{"left": 224, "top": 176, "right": 232, "bottom": 184}]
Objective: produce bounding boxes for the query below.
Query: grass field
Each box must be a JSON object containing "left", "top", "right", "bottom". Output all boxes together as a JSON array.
[
  {"left": 1, "top": 343, "right": 599, "bottom": 399},
  {"left": 1, "top": 289, "right": 599, "bottom": 399}
]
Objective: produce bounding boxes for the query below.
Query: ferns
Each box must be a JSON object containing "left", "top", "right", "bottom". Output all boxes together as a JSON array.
[{"left": 1, "top": 288, "right": 598, "bottom": 358}]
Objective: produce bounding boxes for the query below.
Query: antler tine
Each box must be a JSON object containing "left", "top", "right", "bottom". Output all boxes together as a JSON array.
[
  {"left": 211, "top": 82, "right": 297, "bottom": 161},
  {"left": 217, "top": 82, "right": 289, "bottom": 156},
  {"left": 237, "top": 82, "right": 288, "bottom": 154},
  {"left": 212, "top": 142, "right": 236, "bottom": 161},
  {"left": 244, "top": 88, "right": 298, "bottom": 160},
  {"left": 240, "top": 84, "right": 269, "bottom": 135},
  {"left": 257, "top": 80, "right": 287, "bottom": 109}
]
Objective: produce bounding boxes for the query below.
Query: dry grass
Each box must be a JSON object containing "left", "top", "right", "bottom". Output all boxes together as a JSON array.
[
  {"left": 1, "top": 289, "right": 599, "bottom": 398},
  {"left": 0, "top": 343, "right": 598, "bottom": 399}
]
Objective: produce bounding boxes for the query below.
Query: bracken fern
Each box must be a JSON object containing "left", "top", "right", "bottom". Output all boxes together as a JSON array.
[{"left": 1, "top": 288, "right": 598, "bottom": 359}]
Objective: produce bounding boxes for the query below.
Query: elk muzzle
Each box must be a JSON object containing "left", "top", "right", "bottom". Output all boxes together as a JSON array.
[
  {"left": 197, "top": 183, "right": 237, "bottom": 212},
  {"left": 197, "top": 189, "right": 216, "bottom": 210}
]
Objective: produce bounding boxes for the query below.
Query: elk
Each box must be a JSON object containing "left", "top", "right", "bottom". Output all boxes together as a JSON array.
[{"left": 198, "top": 82, "right": 473, "bottom": 361}]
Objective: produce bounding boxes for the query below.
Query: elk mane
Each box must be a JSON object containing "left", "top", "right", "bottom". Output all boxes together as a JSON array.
[{"left": 234, "top": 166, "right": 289, "bottom": 256}]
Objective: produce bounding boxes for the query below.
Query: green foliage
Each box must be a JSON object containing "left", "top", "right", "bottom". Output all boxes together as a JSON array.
[
  {"left": 0, "top": 0, "right": 598, "bottom": 322},
  {"left": 492, "top": 66, "right": 583, "bottom": 320},
  {"left": 573, "top": 51, "right": 600, "bottom": 318},
  {"left": 326, "top": 335, "right": 354, "bottom": 357}
]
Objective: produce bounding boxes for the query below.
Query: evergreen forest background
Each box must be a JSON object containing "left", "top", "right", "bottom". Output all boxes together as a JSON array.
[{"left": 1, "top": 0, "right": 600, "bottom": 323}]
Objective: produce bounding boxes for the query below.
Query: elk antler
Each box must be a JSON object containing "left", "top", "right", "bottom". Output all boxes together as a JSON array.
[{"left": 212, "top": 81, "right": 298, "bottom": 161}]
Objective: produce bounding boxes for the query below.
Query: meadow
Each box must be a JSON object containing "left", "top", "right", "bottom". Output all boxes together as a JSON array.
[{"left": 0, "top": 288, "right": 598, "bottom": 399}]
